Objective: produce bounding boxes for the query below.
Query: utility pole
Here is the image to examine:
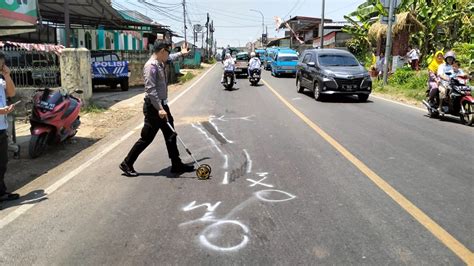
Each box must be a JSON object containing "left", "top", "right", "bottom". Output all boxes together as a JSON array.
[
  {"left": 64, "top": 0, "right": 70, "bottom": 47},
  {"left": 206, "top": 13, "right": 210, "bottom": 61},
  {"left": 319, "top": 0, "right": 326, "bottom": 48},
  {"left": 210, "top": 20, "right": 214, "bottom": 57},
  {"left": 182, "top": 0, "right": 187, "bottom": 44},
  {"left": 383, "top": 0, "right": 394, "bottom": 85}
]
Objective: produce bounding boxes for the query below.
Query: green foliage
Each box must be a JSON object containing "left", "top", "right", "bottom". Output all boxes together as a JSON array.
[
  {"left": 452, "top": 42, "right": 474, "bottom": 73},
  {"left": 82, "top": 102, "right": 106, "bottom": 114},
  {"left": 344, "top": 0, "right": 474, "bottom": 64},
  {"left": 178, "top": 72, "right": 195, "bottom": 84},
  {"left": 373, "top": 69, "right": 429, "bottom": 101},
  {"left": 346, "top": 39, "right": 371, "bottom": 65}
]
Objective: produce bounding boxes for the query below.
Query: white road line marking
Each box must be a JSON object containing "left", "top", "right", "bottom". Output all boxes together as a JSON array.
[
  {"left": 0, "top": 64, "right": 218, "bottom": 230},
  {"left": 243, "top": 149, "right": 252, "bottom": 174},
  {"left": 371, "top": 95, "right": 426, "bottom": 112},
  {"left": 223, "top": 154, "right": 228, "bottom": 169},
  {"left": 222, "top": 171, "right": 229, "bottom": 185},
  {"left": 169, "top": 64, "right": 217, "bottom": 106}
]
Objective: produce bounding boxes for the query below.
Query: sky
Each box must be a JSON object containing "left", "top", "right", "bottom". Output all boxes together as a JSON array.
[{"left": 114, "top": 0, "right": 366, "bottom": 48}]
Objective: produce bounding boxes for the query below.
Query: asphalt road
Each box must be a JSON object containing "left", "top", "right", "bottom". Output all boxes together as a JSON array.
[{"left": 0, "top": 65, "right": 472, "bottom": 265}]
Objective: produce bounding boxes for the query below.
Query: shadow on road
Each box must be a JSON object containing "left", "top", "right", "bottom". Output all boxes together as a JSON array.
[
  {"left": 135, "top": 157, "right": 211, "bottom": 179},
  {"left": 0, "top": 189, "right": 48, "bottom": 211},
  {"left": 301, "top": 91, "right": 374, "bottom": 103},
  {"left": 7, "top": 137, "right": 99, "bottom": 194}
]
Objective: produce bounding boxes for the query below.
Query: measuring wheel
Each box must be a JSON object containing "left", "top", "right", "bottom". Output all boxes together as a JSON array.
[{"left": 196, "top": 164, "right": 212, "bottom": 180}]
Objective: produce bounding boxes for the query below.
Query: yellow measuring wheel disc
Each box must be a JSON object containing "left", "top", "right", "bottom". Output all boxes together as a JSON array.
[{"left": 196, "top": 164, "right": 211, "bottom": 180}]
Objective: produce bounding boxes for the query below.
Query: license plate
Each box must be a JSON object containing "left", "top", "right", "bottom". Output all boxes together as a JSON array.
[
  {"left": 38, "top": 101, "right": 55, "bottom": 110},
  {"left": 106, "top": 74, "right": 115, "bottom": 78},
  {"left": 286, "top": 70, "right": 293, "bottom": 73},
  {"left": 343, "top": 85, "right": 358, "bottom": 90},
  {"left": 235, "top": 69, "right": 242, "bottom": 72}
]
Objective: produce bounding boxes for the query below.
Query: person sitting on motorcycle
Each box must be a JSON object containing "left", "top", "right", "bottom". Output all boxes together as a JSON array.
[
  {"left": 437, "top": 51, "right": 456, "bottom": 114},
  {"left": 221, "top": 53, "right": 236, "bottom": 84},
  {"left": 248, "top": 52, "right": 261, "bottom": 76},
  {"left": 427, "top": 51, "right": 444, "bottom": 105},
  {"left": 452, "top": 60, "right": 468, "bottom": 81}
]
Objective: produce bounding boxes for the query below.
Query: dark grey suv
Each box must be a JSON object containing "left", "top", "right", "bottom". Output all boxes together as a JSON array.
[{"left": 296, "top": 49, "right": 372, "bottom": 102}]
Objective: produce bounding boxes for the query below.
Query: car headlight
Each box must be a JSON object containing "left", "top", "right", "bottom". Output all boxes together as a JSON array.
[{"left": 322, "top": 73, "right": 336, "bottom": 79}]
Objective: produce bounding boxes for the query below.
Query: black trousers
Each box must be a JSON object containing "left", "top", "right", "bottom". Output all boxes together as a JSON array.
[
  {"left": 0, "top": 130, "right": 8, "bottom": 195},
  {"left": 124, "top": 100, "right": 180, "bottom": 166}
]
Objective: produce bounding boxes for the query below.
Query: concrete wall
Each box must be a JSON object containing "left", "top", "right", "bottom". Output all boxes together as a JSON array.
[{"left": 60, "top": 48, "right": 92, "bottom": 104}]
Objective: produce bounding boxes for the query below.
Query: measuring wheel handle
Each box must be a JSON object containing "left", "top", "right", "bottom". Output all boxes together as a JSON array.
[{"left": 196, "top": 164, "right": 212, "bottom": 180}]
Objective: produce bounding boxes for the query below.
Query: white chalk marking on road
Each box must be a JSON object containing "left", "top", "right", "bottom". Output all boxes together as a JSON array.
[
  {"left": 292, "top": 97, "right": 302, "bottom": 101},
  {"left": 255, "top": 189, "right": 297, "bottom": 203},
  {"left": 246, "top": 176, "right": 274, "bottom": 188},
  {"left": 182, "top": 201, "right": 222, "bottom": 213},
  {"left": 223, "top": 155, "right": 229, "bottom": 169},
  {"left": 256, "top": 172, "right": 269, "bottom": 177},
  {"left": 0, "top": 64, "right": 218, "bottom": 230},
  {"left": 199, "top": 220, "right": 250, "bottom": 252},
  {"left": 191, "top": 123, "right": 224, "bottom": 154},
  {"left": 371, "top": 95, "right": 425, "bottom": 112},
  {"left": 222, "top": 171, "right": 229, "bottom": 185},
  {"left": 243, "top": 149, "right": 252, "bottom": 174},
  {"left": 209, "top": 117, "right": 234, "bottom": 143}
]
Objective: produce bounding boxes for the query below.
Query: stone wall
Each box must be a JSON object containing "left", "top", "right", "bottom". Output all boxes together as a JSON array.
[{"left": 60, "top": 48, "right": 92, "bottom": 105}]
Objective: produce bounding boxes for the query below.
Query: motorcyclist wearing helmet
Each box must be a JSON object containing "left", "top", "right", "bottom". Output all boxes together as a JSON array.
[
  {"left": 436, "top": 51, "right": 456, "bottom": 114},
  {"left": 248, "top": 51, "right": 261, "bottom": 76},
  {"left": 221, "top": 53, "right": 236, "bottom": 84}
]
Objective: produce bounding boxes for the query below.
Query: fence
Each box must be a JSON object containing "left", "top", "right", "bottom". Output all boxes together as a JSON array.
[{"left": 0, "top": 46, "right": 61, "bottom": 88}]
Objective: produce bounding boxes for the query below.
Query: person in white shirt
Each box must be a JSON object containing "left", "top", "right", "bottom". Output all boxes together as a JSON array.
[
  {"left": 0, "top": 51, "right": 19, "bottom": 202},
  {"left": 221, "top": 53, "right": 236, "bottom": 84},
  {"left": 407, "top": 45, "right": 420, "bottom": 71},
  {"left": 248, "top": 52, "right": 261, "bottom": 75},
  {"left": 436, "top": 51, "right": 456, "bottom": 114}
]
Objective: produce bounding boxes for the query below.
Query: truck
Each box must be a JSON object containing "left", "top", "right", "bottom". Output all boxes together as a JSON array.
[{"left": 91, "top": 52, "right": 130, "bottom": 91}]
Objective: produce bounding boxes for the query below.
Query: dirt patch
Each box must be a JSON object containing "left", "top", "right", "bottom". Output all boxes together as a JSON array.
[{"left": 4, "top": 65, "right": 211, "bottom": 194}]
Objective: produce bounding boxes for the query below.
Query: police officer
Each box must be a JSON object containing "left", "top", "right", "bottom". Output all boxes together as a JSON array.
[
  {"left": 0, "top": 51, "right": 20, "bottom": 201},
  {"left": 120, "top": 42, "right": 194, "bottom": 177}
]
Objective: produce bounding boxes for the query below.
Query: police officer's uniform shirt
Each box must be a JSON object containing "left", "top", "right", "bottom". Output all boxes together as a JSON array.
[
  {"left": 144, "top": 53, "right": 181, "bottom": 111},
  {"left": 0, "top": 77, "right": 7, "bottom": 130}
]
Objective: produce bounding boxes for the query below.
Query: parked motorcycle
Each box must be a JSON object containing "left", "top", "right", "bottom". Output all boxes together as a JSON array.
[
  {"left": 223, "top": 70, "right": 235, "bottom": 90},
  {"left": 248, "top": 68, "right": 261, "bottom": 86},
  {"left": 422, "top": 76, "right": 474, "bottom": 126},
  {"left": 29, "top": 88, "right": 83, "bottom": 158}
]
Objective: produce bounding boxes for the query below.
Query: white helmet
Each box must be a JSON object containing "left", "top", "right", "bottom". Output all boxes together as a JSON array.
[
  {"left": 225, "top": 53, "right": 231, "bottom": 58},
  {"left": 250, "top": 52, "right": 256, "bottom": 57}
]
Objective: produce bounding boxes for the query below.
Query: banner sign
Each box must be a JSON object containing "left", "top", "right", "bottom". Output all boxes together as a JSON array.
[{"left": 0, "top": 0, "right": 38, "bottom": 36}]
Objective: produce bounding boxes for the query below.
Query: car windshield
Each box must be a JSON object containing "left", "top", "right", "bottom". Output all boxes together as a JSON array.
[
  {"left": 318, "top": 54, "right": 360, "bottom": 66},
  {"left": 236, "top": 54, "right": 250, "bottom": 60},
  {"left": 277, "top": 55, "right": 298, "bottom": 62}
]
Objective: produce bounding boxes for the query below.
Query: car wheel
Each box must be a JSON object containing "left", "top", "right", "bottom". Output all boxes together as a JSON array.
[
  {"left": 121, "top": 79, "right": 129, "bottom": 91},
  {"left": 296, "top": 76, "right": 304, "bottom": 93},
  {"left": 313, "top": 82, "right": 323, "bottom": 101},
  {"left": 358, "top": 94, "right": 369, "bottom": 102}
]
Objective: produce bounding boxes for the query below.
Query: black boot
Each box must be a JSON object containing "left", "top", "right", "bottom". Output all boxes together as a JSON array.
[
  {"left": 171, "top": 158, "right": 195, "bottom": 173},
  {"left": 119, "top": 161, "right": 139, "bottom": 177}
]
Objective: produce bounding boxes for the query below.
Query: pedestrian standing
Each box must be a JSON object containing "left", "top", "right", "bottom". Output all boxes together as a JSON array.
[
  {"left": 0, "top": 51, "right": 20, "bottom": 202},
  {"left": 407, "top": 45, "right": 420, "bottom": 71},
  {"left": 119, "top": 42, "right": 194, "bottom": 177}
]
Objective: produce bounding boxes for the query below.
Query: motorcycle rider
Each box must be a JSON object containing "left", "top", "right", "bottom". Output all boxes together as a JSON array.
[
  {"left": 248, "top": 52, "right": 261, "bottom": 76},
  {"left": 427, "top": 51, "right": 444, "bottom": 105},
  {"left": 437, "top": 51, "right": 456, "bottom": 114},
  {"left": 221, "top": 53, "right": 236, "bottom": 84}
]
